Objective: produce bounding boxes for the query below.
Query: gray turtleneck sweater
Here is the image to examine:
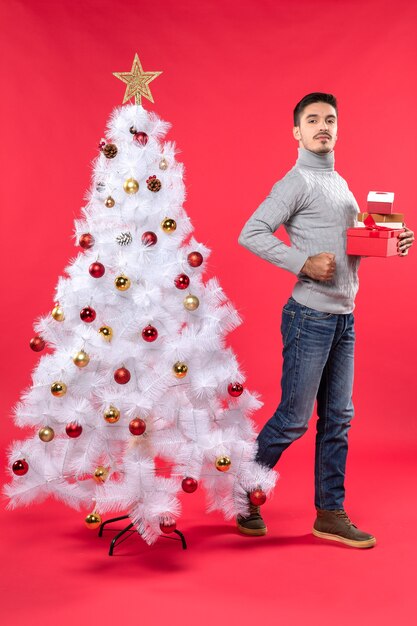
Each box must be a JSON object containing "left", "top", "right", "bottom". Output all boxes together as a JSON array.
[{"left": 238, "top": 147, "right": 360, "bottom": 313}]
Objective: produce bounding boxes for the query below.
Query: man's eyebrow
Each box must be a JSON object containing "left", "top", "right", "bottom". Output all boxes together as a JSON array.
[{"left": 305, "top": 113, "right": 336, "bottom": 119}]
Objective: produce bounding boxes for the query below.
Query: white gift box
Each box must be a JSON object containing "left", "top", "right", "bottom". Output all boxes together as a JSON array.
[{"left": 367, "top": 191, "right": 395, "bottom": 214}]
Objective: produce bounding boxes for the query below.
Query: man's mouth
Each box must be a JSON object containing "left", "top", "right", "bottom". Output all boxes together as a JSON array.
[{"left": 315, "top": 135, "right": 331, "bottom": 140}]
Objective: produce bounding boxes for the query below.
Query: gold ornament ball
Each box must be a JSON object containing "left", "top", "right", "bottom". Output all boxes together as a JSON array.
[
  {"left": 85, "top": 512, "right": 102, "bottom": 529},
  {"left": 215, "top": 456, "right": 232, "bottom": 472},
  {"left": 173, "top": 361, "right": 188, "bottom": 378},
  {"left": 104, "top": 405, "right": 120, "bottom": 423},
  {"left": 184, "top": 295, "right": 200, "bottom": 311},
  {"left": 123, "top": 178, "right": 139, "bottom": 194},
  {"left": 115, "top": 275, "right": 131, "bottom": 291},
  {"left": 51, "top": 381, "right": 67, "bottom": 397},
  {"left": 93, "top": 466, "right": 109, "bottom": 484},
  {"left": 161, "top": 218, "right": 177, "bottom": 233},
  {"left": 38, "top": 426, "right": 55, "bottom": 442},
  {"left": 73, "top": 350, "right": 90, "bottom": 368},
  {"left": 159, "top": 157, "right": 168, "bottom": 170},
  {"left": 51, "top": 304, "right": 65, "bottom": 321},
  {"left": 105, "top": 196, "right": 115, "bottom": 208},
  {"left": 98, "top": 326, "right": 113, "bottom": 341}
]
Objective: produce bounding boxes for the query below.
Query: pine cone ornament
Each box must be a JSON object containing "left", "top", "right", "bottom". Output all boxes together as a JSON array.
[
  {"left": 103, "top": 143, "right": 118, "bottom": 159},
  {"left": 116, "top": 232, "right": 133, "bottom": 246},
  {"left": 146, "top": 175, "right": 162, "bottom": 192}
]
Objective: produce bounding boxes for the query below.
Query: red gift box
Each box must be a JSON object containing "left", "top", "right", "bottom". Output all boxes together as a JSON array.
[
  {"left": 347, "top": 216, "right": 404, "bottom": 257},
  {"left": 367, "top": 191, "right": 395, "bottom": 214}
]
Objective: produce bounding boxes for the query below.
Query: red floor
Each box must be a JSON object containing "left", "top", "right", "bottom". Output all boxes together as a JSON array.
[{"left": 2, "top": 433, "right": 415, "bottom": 626}]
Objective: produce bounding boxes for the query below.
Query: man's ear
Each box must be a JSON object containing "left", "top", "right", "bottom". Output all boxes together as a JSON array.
[{"left": 293, "top": 126, "right": 301, "bottom": 141}]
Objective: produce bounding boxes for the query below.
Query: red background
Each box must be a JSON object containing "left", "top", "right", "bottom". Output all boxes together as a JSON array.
[{"left": 1, "top": 1, "right": 416, "bottom": 624}]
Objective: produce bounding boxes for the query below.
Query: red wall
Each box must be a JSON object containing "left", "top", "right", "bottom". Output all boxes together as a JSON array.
[{"left": 1, "top": 0, "right": 416, "bottom": 460}]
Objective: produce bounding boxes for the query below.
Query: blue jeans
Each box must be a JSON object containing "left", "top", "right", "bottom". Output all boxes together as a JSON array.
[{"left": 256, "top": 297, "right": 355, "bottom": 510}]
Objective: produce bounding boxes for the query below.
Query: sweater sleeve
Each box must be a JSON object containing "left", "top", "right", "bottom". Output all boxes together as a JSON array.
[{"left": 238, "top": 172, "right": 309, "bottom": 275}]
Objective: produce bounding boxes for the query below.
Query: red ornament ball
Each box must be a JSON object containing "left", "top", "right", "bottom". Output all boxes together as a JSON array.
[
  {"left": 174, "top": 274, "right": 190, "bottom": 290},
  {"left": 133, "top": 131, "right": 149, "bottom": 146},
  {"left": 187, "top": 251, "right": 203, "bottom": 267},
  {"left": 79, "top": 233, "right": 94, "bottom": 249},
  {"left": 129, "top": 418, "right": 146, "bottom": 436},
  {"left": 182, "top": 477, "right": 198, "bottom": 493},
  {"left": 160, "top": 519, "right": 176, "bottom": 534},
  {"left": 12, "top": 459, "right": 29, "bottom": 476},
  {"left": 142, "top": 231, "right": 158, "bottom": 246},
  {"left": 80, "top": 306, "right": 96, "bottom": 323},
  {"left": 30, "top": 336, "right": 45, "bottom": 352},
  {"left": 114, "top": 367, "right": 131, "bottom": 384},
  {"left": 249, "top": 489, "right": 267, "bottom": 506},
  {"left": 228, "top": 382, "right": 244, "bottom": 397},
  {"left": 66, "top": 422, "right": 83, "bottom": 438},
  {"left": 89, "top": 262, "right": 105, "bottom": 278},
  {"left": 142, "top": 325, "right": 158, "bottom": 342}
]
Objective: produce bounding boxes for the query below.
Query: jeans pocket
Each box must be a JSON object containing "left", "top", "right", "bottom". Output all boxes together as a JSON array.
[
  {"left": 281, "top": 309, "right": 296, "bottom": 343},
  {"left": 302, "top": 308, "right": 334, "bottom": 321}
]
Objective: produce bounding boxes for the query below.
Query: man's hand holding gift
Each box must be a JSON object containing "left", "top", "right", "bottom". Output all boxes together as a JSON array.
[
  {"left": 398, "top": 226, "right": 414, "bottom": 256},
  {"left": 347, "top": 192, "right": 414, "bottom": 257}
]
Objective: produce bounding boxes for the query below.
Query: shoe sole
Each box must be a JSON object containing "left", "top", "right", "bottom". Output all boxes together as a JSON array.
[
  {"left": 312, "top": 527, "right": 376, "bottom": 549},
  {"left": 237, "top": 523, "right": 268, "bottom": 537}
]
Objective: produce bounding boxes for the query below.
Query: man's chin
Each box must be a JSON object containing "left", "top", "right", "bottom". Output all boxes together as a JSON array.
[{"left": 311, "top": 145, "right": 333, "bottom": 154}]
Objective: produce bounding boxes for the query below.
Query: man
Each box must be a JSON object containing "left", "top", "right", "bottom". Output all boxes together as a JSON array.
[{"left": 237, "top": 92, "right": 414, "bottom": 548}]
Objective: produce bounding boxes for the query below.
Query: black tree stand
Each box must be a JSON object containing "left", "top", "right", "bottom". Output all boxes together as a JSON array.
[{"left": 98, "top": 515, "right": 187, "bottom": 556}]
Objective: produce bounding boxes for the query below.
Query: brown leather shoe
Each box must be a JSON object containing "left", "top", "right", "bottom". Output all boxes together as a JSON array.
[
  {"left": 237, "top": 503, "right": 267, "bottom": 536},
  {"left": 313, "top": 509, "right": 376, "bottom": 548}
]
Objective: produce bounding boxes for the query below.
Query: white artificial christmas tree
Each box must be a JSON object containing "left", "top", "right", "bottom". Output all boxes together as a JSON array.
[{"left": 5, "top": 55, "right": 276, "bottom": 545}]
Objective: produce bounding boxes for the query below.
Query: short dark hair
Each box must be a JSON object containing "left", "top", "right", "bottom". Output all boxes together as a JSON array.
[{"left": 293, "top": 92, "right": 338, "bottom": 126}]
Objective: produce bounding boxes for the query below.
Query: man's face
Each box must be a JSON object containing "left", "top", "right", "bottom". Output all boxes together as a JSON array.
[{"left": 293, "top": 102, "right": 338, "bottom": 154}]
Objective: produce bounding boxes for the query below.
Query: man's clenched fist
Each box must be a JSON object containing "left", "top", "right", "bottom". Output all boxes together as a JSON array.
[{"left": 301, "top": 252, "right": 336, "bottom": 281}]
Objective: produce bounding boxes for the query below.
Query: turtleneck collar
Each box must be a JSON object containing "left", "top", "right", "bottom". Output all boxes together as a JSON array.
[{"left": 296, "top": 147, "right": 335, "bottom": 171}]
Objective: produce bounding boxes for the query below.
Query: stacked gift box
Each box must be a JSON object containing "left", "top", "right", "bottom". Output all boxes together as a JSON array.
[{"left": 346, "top": 191, "right": 405, "bottom": 257}]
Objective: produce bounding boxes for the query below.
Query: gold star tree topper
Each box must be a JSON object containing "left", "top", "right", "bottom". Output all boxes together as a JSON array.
[{"left": 113, "top": 53, "right": 162, "bottom": 106}]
